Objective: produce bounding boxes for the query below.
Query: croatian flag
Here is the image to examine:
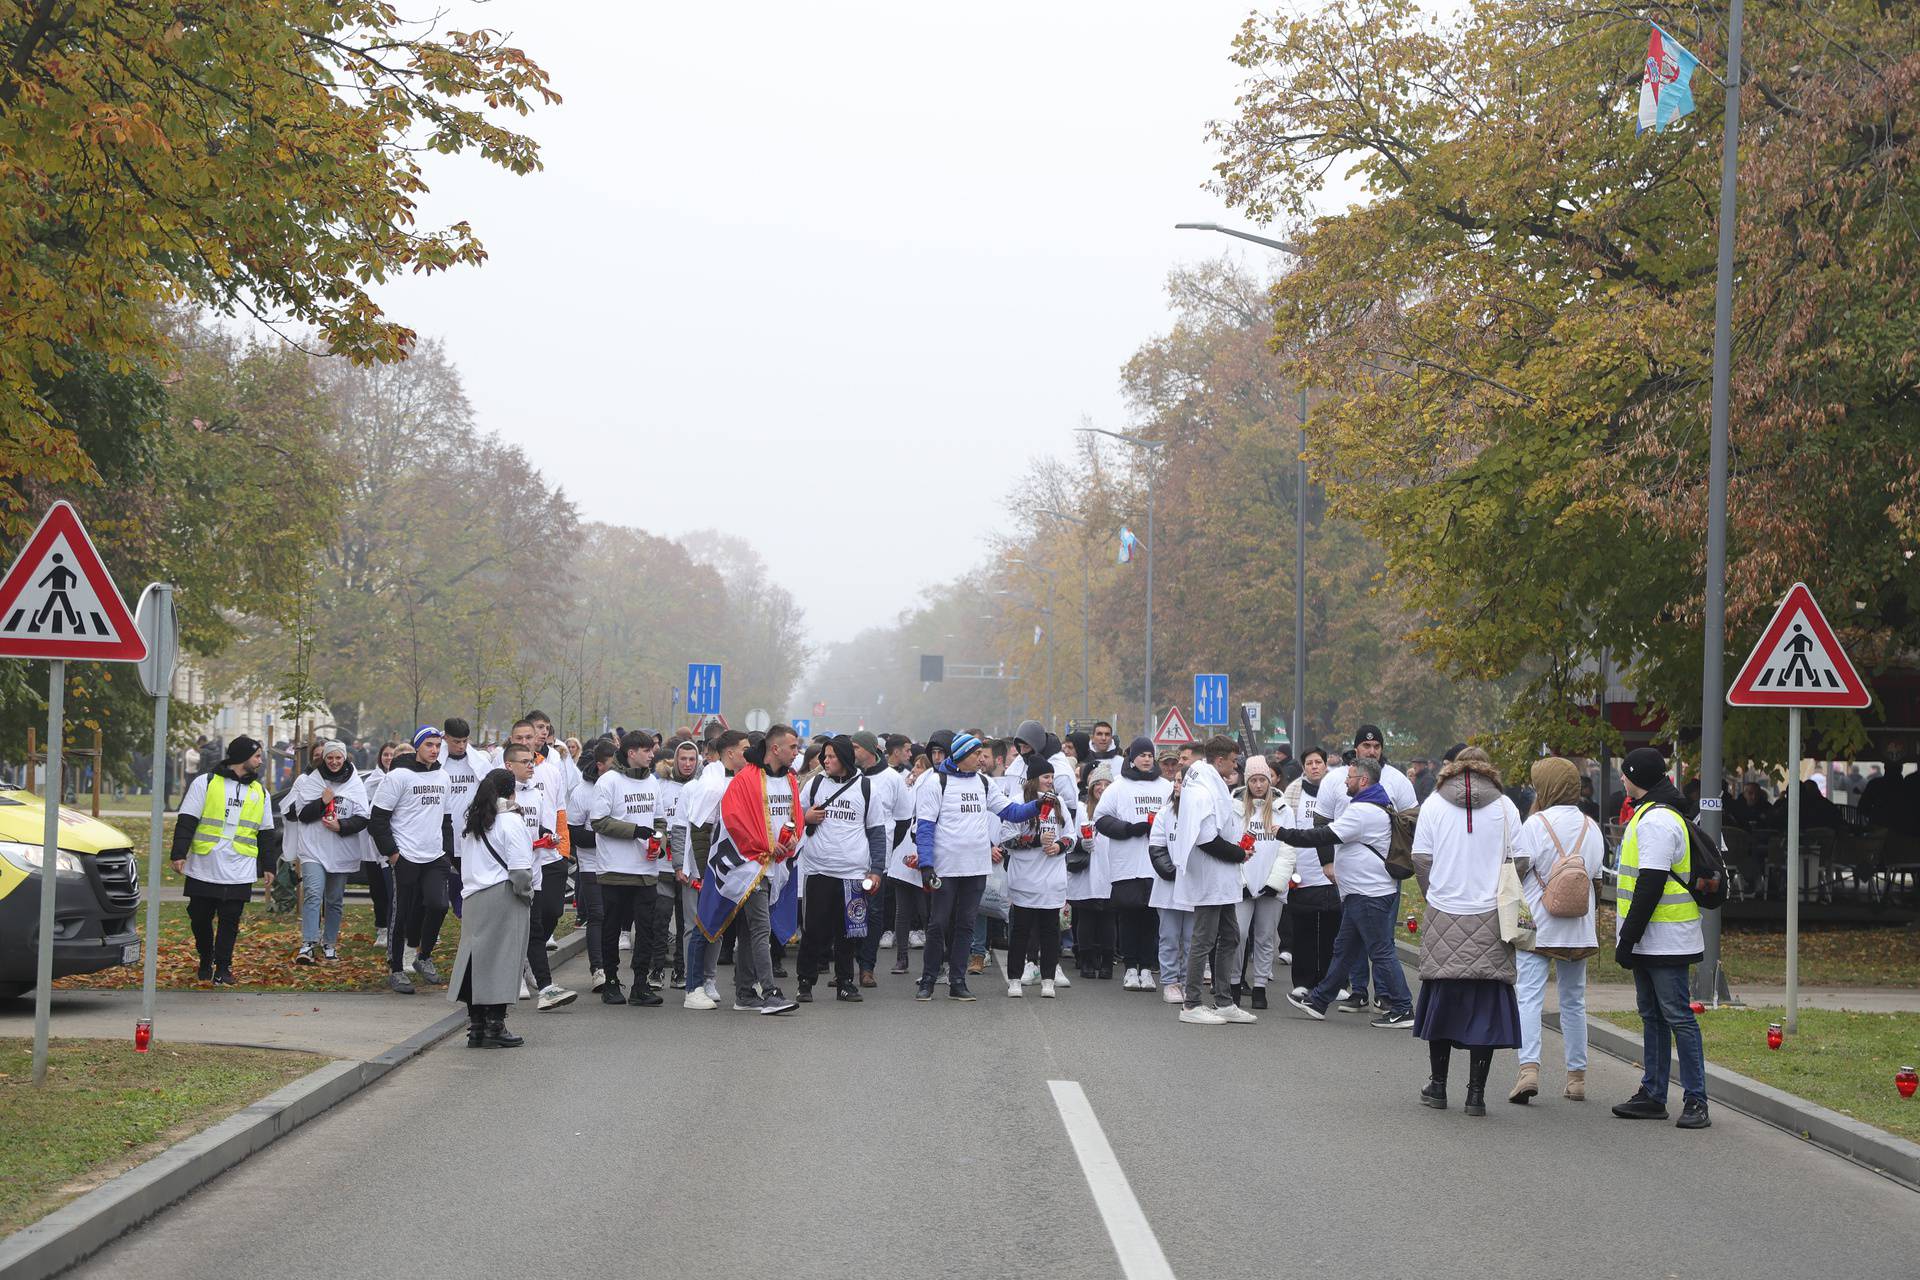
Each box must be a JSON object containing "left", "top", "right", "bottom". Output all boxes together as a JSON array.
[
  {"left": 1117, "top": 527, "right": 1139, "bottom": 564},
  {"left": 1638, "top": 23, "right": 1699, "bottom": 134}
]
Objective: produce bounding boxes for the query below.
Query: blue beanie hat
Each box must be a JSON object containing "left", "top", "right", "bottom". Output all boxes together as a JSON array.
[
  {"left": 411, "top": 725, "right": 445, "bottom": 750},
  {"left": 947, "top": 732, "right": 982, "bottom": 765}
]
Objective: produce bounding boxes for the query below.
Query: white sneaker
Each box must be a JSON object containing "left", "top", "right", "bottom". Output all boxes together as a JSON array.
[
  {"left": 1122, "top": 967, "right": 1140, "bottom": 990},
  {"left": 703, "top": 978, "right": 721, "bottom": 1001},
  {"left": 1217, "top": 1003, "right": 1258, "bottom": 1024},
  {"left": 1278, "top": 950, "right": 1293, "bottom": 965},
  {"left": 880, "top": 930, "right": 896, "bottom": 949},
  {"left": 590, "top": 968, "right": 607, "bottom": 992},
  {"left": 1179, "top": 1005, "right": 1226, "bottom": 1025},
  {"left": 683, "top": 988, "right": 717, "bottom": 1011},
  {"left": 1162, "top": 983, "right": 1185, "bottom": 1004},
  {"left": 1053, "top": 966, "right": 1072, "bottom": 988},
  {"left": 1337, "top": 987, "right": 1352, "bottom": 1001},
  {"left": 1141, "top": 969, "right": 1159, "bottom": 990},
  {"left": 909, "top": 930, "right": 926, "bottom": 949},
  {"left": 373, "top": 927, "right": 389, "bottom": 948},
  {"left": 1007, "top": 981, "right": 1023, "bottom": 998},
  {"left": 518, "top": 978, "right": 531, "bottom": 1000},
  {"left": 537, "top": 984, "right": 577, "bottom": 1011},
  {"left": 1291, "top": 986, "right": 1310, "bottom": 1001},
  {"left": 1040, "top": 979, "right": 1056, "bottom": 998},
  {"left": 619, "top": 931, "right": 633, "bottom": 951},
  {"left": 402, "top": 944, "right": 418, "bottom": 972},
  {"left": 1021, "top": 961, "right": 1041, "bottom": 986},
  {"left": 544, "top": 934, "right": 560, "bottom": 953}
]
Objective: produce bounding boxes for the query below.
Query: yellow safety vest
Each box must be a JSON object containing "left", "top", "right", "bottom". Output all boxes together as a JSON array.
[
  {"left": 1616, "top": 803, "right": 1699, "bottom": 924},
  {"left": 190, "top": 774, "right": 266, "bottom": 859}
]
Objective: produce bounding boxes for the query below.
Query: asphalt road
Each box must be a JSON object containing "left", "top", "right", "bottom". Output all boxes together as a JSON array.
[{"left": 71, "top": 949, "right": 1920, "bottom": 1280}]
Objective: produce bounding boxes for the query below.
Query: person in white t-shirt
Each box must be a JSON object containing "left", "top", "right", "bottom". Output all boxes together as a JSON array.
[
  {"left": 1316, "top": 724, "right": 1416, "bottom": 1011},
  {"left": 1508, "top": 756, "right": 1604, "bottom": 1105}
]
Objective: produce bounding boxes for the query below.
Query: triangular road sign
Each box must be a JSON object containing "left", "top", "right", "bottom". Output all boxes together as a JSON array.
[
  {"left": 0, "top": 502, "right": 146, "bottom": 662},
  {"left": 1728, "top": 582, "right": 1869, "bottom": 709},
  {"left": 1153, "top": 705, "right": 1196, "bottom": 746}
]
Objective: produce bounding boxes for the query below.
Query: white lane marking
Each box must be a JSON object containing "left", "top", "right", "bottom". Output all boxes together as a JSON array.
[{"left": 1047, "top": 1080, "right": 1177, "bottom": 1280}]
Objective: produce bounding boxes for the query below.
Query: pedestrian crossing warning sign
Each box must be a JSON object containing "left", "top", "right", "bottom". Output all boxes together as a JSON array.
[
  {"left": 0, "top": 501, "right": 147, "bottom": 662},
  {"left": 1153, "top": 705, "right": 1196, "bottom": 746},
  {"left": 1727, "top": 582, "right": 1869, "bottom": 709}
]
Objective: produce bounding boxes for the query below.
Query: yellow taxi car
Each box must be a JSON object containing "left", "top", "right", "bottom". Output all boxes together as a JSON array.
[{"left": 0, "top": 784, "right": 141, "bottom": 998}]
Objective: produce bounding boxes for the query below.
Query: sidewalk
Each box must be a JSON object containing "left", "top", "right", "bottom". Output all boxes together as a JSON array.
[
  {"left": 0, "top": 988, "right": 462, "bottom": 1060},
  {"left": 1573, "top": 984, "right": 1920, "bottom": 1015}
]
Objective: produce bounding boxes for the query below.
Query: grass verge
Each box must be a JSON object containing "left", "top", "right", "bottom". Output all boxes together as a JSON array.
[
  {"left": 0, "top": 1038, "right": 326, "bottom": 1235},
  {"left": 1396, "top": 882, "right": 1920, "bottom": 988},
  {"left": 1596, "top": 1007, "right": 1920, "bottom": 1144}
]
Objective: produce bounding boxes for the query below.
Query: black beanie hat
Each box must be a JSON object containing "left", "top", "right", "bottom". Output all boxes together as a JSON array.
[
  {"left": 1354, "top": 724, "right": 1384, "bottom": 747},
  {"left": 223, "top": 736, "right": 261, "bottom": 767},
  {"left": 1127, "top": 735, "right": 1155, "bottom": 760},
  {"left": 1622, "top": 747, "right": 1669, "bottom": 789}
]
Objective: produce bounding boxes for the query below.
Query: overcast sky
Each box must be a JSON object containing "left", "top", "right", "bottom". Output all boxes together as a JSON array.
[{"left": 377, "top": 2, "right": 1319, "bottom": 647}]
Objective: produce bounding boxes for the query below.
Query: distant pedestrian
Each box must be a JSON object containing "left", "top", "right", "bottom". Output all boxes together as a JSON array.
[
  {"left": 289, "top": 742, "right": 370, "bottom": 964},
  {"left": 449, "top": 768, "right": 533, "bottom": 1048}
]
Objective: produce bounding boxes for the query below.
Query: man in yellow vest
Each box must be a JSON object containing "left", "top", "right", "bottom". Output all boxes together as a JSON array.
[
  {"left": 171, "top": 735, "right": 279, "bottom": 985},
  {"left": 1610, "top": 747, "right": 1710, "bottom": 1130}
]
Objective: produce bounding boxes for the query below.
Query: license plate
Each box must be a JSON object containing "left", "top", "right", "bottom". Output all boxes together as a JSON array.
[{"left": 123, "top": 943, "right": 141, "bottom": 964}]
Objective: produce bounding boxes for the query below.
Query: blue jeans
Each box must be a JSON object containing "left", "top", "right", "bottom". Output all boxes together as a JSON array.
[
  {"left": 1311, "top": 892, "right": 1411, "bottom": 1013},
  {"left": 1633, "top": 963, "right": 1707, "bottom": 1105},
  {"left": 299, "top": 865, "right": 348, "bottom": 946},
  {"left": 1157, "top": 906, "right": 1193, "bottom": 983},
  {"left": 921, "top": 874, "right": 985, "bottom": 990},
  {"left": 683, "top": 884, "right": 715, "bottom": 993},
  {"left": 1349, "top": 881, "right": 1401, "bottom": 996}
]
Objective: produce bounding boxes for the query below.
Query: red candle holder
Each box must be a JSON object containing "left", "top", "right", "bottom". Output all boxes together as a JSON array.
[
  {"left": 1897, "top": 1066, "right": 1917, "bottom": 1099},
  {"left": 1766, "top": 1022, "right": 1784, "bottom": 1050},
  {"left": 1405, "top": 915, "right": 1418, "bottom": 935},
  {"left": 1689, "top": 1000, "right": 1706, "bottom": 1014},
  {"left": 134, "top": 1017, "right": 151, "bottom": 1053}
]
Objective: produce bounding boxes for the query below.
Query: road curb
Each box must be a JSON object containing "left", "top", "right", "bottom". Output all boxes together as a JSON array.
[
  {"left": 1394, "top": 939, "right": 1920, "bottom": 1190},
  {"left": 0, "top": 930, "right": 587, "bottom": 1279}
]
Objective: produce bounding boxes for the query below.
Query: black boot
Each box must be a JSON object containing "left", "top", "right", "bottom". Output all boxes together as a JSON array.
[
  {"left": 483, "top": 1006, "right": 524, "bottom": 1048},
  {"left": 197, "top": 956, "right": 213, "bottom": 983},
  {"left": 601, "top": 979, "right": 627, "bottom": 1005},
  {"left": 1464, "top": 1047, "right": 1493, "bottom": 1116},
  {"left": 1096, "top": 961, "right": 1114, "bottom": 980},
  {"left": 628, "top": 981, "right": 663, "bottom": 1008},
  {"left": 1422, "top": 1040, "right": 1450, "bottom": 1109},
  {"left": 1250, "top": 986, "right": 1268, "bottom": 1010},
  {"left": 466, "top": 1004, "right": 486, "bottom": 1048}
]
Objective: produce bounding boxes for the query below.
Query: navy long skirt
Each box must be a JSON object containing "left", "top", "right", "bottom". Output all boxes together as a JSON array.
[{"left": 1413, "top": 977, "right": 1521, "bottom": 1048}]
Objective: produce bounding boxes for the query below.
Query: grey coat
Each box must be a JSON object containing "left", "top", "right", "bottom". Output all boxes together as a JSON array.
[{"left": 1417, "top": 906, "right": 1515, "bottom": 983}]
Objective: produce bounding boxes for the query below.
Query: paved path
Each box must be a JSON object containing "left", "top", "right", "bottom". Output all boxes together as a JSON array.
[
  {"left": 1579, "top": 982, "right": 1920, "bottom": 1014},
  {"left": 66, "top": 947, "right": 1920, "bottom": 1280}
]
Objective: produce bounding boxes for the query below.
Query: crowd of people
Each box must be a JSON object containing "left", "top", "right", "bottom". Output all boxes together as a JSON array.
[{"left": 166, "top": 713, "right": 1713, "bottom": 1125}]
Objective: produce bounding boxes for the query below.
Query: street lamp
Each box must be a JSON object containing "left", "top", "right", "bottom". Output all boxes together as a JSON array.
[
  {"left": 1077, "top": 428, "right": 1165, "bottom": 740},
  {"left": 1177, "top": 221, "right": 1310, "bottom": 754},
  {"left": 1040, "top": 508, "right": 1092, "bottom": 725}
]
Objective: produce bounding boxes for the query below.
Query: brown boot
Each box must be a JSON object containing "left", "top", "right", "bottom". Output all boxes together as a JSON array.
[
  {"left": 1564, "top": 1069, "right": 1586, "bottom": 1102},
  {"left": 967, "top": 955, "right": 985, "bottom": 975},
  {"left": 1508, "top": 1062, "right": 1540, "bottom": 1105}
]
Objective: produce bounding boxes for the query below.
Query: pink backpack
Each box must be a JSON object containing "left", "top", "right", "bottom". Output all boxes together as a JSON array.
[{"left": 1538, "top": 815, "right": 1593, "bottom": 919}]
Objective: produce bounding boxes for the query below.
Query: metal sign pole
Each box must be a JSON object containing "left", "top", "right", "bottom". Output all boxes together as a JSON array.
[
  {"left": 1784, "top": 706, "right": 1801, "bottom": 1034},
  {"left": 31, "top": 659, "right": 65, "bottom": 1085},
  {"left": 139, "top": 583, "right": 175, "bottom": 1042}
]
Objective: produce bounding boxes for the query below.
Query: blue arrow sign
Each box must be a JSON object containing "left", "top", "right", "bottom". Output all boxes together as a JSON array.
[
  {"left": 686, "top": 662, "right": 723, "bottom": 715},
  {"left": 1193, "top": 673, "right": 1229, "bottom": 727},
  {"left": 791, "top": 718, "right": 811, "bottom": 740}
]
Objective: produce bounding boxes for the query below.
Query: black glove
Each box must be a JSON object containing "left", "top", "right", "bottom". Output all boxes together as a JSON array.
[
  {"left": 1129, "top": 820, "right": 1154, "bottom": 839},
  {"left": 1258, "top": 884, "right": 1279, "bottom": 898},
  {"left": 1614, "top": 937, "right": 1635, "bottom": 970}
]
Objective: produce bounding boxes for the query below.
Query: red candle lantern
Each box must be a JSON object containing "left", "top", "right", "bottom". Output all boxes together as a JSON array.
[
  {"left": 1689, "top": 1000, "right": 1706, "bottom": 1014},
  {"left": 1898, "top": 1067, "right": 1918, "bottom": 1099},
  {"left": 1766, "top": 1022, "right": 1784, "bottom": 1050},
  {"left": 134, "top": 1017, "right": 151, "bottom": 1053},
  {"left": 1080, "top": 824, "right": 1094, "bottom": 842},
  {"left": 1405, "top": 915, "right": 1418, "bottom": 935}
]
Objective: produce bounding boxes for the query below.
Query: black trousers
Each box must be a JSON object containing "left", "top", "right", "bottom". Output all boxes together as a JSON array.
[
  {"left": 363, "top": 861, "right": 392, "bottom": 929},
  {"left": 1115, "top": 902, "right": 1158, "bottom": 970},
  {"left": 798, "top": 874, "right": 858, "bottom": 986},
  {"left": 1008, "top": 905, "right": 1061, "bottom": 980},
  {"left": 1069, "top": 900, "right": 1114, "bottom": 970},
  {"left": 1288, "top": 886, "right": 1344, "bottom": 992},
  {"left": 599, "top": 881, "right": 659, "bottom": 987},
  {"left": 187, "top": 897, "right": 245, "bottom": 968},
  {"left": 648, "top": 887, "right": 674, "bottom": 977},
  {"left": 389, "top": 856, "right": 451, "bottom": 973},
  {"left": 525, "top": 861, "right": 569, "bottom": 987}
]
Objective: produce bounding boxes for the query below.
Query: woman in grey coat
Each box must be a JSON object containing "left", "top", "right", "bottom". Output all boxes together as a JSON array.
[
  {"left": 1409, "top": 748, "right": 1525, "bottom": 1115},
  {"left": 450, "top": 769, "right": 535, "bottom": 1048}
]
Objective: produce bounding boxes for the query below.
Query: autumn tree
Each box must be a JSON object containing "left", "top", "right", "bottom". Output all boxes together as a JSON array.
[{"left": 1210, "top": 0, "right": 1920, "bottom": 769}]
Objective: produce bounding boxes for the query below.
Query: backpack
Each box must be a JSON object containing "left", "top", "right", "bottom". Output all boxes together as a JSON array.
[
  {"left": 1359, "top": 800, "right": 1418, "bottom": 881},
  {"left": 1645, "top": 803, "right": 1728, "bottom": 910},
  {"left": 1537, "top": 814, "right": 1593, "bottom": 919}
]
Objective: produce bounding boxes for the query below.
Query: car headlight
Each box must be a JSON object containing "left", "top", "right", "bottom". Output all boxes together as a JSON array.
[{"left": 0, "top": 842, "right": 86, "bottom": 878}]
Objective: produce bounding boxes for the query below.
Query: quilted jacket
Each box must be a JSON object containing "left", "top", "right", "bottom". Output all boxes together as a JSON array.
[{"left": 1417, "top": 906, "right": 1515, "bottom": 983}]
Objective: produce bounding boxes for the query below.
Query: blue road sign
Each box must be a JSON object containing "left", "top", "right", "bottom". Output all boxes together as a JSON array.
[
  {"left": 1193, "top": 673, "right": 1229, "bottom": 726},
  {"left": 686, "top": 663, "right": 723, "bottom": 715},
  {"left": 791, "top": 718, "right": 812, "bottom": 740}
]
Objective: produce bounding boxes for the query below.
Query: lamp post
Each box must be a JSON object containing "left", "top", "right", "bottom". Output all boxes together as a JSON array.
[
  {"left": 1078, "top": 429, "right": 1164, "bottom": 739},
  {"left": 1176, "top": 222, "right": 1309, "bottom": 752},
  {"left": 1040, "top": 508, "right": 1092, "bottom": 725}
]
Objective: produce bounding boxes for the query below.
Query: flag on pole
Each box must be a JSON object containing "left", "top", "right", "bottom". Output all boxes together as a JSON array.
[
  {"left": 1117, "top": 527, "right": 1139, "bottom": 564},
  {"left": 1638, "top": 23, "right": 1699, "bottom": 134}
]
